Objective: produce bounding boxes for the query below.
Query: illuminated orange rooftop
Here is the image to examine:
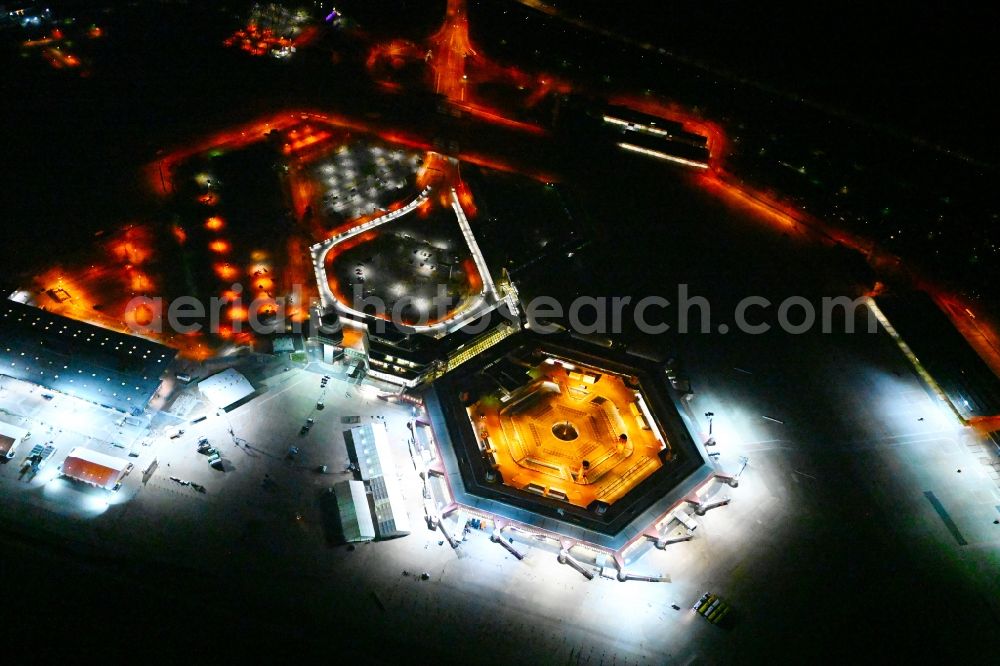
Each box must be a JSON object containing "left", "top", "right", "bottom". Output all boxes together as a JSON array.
[{"left": 471, "top": 357, "right": 667, "bottom": 508}]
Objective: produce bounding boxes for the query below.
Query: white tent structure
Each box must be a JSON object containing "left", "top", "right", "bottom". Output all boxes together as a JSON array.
[
  {"left": 343, "top": 424, "right": 411, "bottom": 539},
  {"left": 0, "top": 421, "right": 29, "bottom": 459},
  {"left": 333, "top": 480, "right": 377, "bottom": 543},
  {"left": 198, "top": 368, "right": 255, "bottom": 410}
]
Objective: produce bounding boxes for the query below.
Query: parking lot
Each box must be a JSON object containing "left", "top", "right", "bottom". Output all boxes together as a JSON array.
[{"left": 312, "top": 142, "right": 422, "bottom": 222}]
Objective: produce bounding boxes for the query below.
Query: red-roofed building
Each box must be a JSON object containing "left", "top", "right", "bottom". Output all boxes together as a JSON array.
[{"left": 60, "top": 447, "right": 132, "bottom": 491}]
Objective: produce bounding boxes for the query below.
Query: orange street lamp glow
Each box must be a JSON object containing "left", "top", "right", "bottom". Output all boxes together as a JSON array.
[
  {"left": 209, "top": 240, "right": 231, "bottom": 254},
  {"left": 215, "top": 263, "right": 238, "bottom": 280}
]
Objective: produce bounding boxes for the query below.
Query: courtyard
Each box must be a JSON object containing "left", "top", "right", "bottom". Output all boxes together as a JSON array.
[{"left": 472, "top": 354, "right": 666, "bottom": 507}]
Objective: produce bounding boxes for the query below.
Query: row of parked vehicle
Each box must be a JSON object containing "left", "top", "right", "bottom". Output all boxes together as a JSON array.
[
  {"left": 300, "top": 374, "right": 331, "bottom": 434},
  {"left": 692, "top": 592, "right": 732, "bottom": 625},
  {"left": 196, "top": 437, "right": 224, "bottom": 470}
]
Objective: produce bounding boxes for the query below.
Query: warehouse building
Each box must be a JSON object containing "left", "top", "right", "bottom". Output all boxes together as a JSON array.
[{"left": 0, "top": 299, "right": 176, "bottom": 414}]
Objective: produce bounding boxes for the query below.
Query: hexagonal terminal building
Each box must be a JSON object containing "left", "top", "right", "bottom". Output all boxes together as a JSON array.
[{"left": 421, "top": 333, "right": 726, "bottom": 556}]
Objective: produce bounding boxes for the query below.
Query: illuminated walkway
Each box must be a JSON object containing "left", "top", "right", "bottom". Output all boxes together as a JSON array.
[
  {"left": 311, "top": 185, "right": 499, "bottom": 335},
  {"left": 450, "top": 188, "right": 498, "bottom": 301}
]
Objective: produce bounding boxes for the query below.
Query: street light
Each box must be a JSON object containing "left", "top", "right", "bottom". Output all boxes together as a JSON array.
[{"left": 218, "top": 408, "right": 248, "bottom": 450}]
